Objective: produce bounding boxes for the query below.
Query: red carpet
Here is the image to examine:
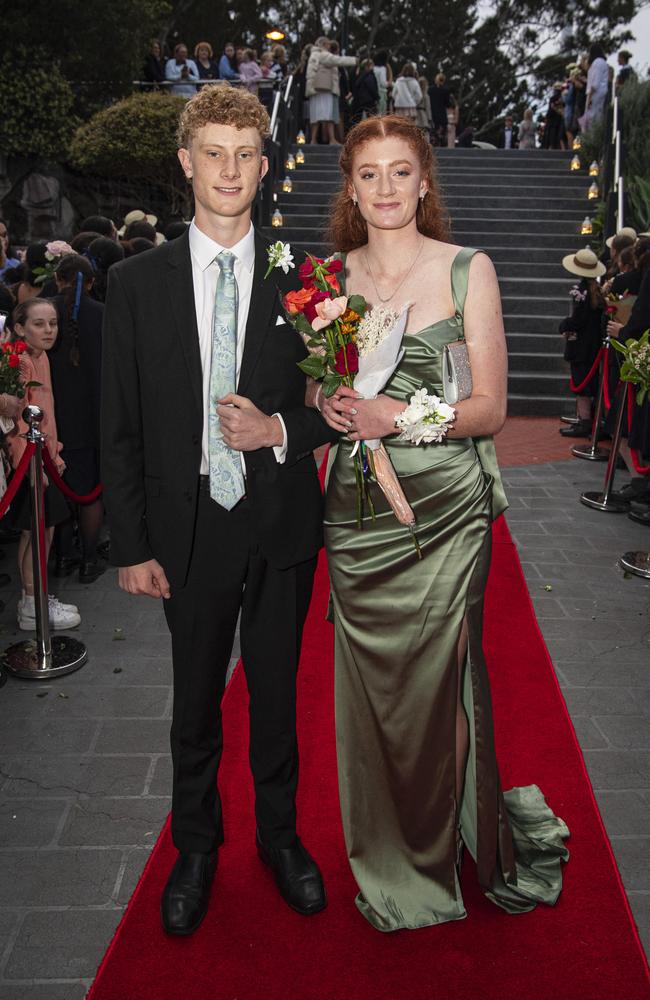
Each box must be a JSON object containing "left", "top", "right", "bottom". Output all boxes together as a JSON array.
[{"left": 88, "top": 517, "right": 650, "bottom": 1000}]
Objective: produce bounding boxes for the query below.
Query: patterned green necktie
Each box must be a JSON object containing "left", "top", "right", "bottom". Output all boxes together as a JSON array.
[{"left": 208, "top": 251, "right": 245, "bottom": 510}]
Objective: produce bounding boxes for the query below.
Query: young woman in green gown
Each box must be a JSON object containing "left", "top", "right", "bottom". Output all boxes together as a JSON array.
[{"left": 315, "top": 116, "right": 569, "bottom": 932}]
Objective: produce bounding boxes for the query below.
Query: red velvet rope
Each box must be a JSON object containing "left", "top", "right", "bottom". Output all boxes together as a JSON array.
[
  {"left": 627, "top": 384, "right": 650, "bottom": 474},
  {"left": 570, "top": 347, "right": 603, "bottom": 394},
  {"left": 0, "top": 442, "right": 36, "bottom": 521},
  {"left": 41, "top": 449, "right": 103, "bottom": 504},
  {"left": 602, "top": 348, "right": 612, "bottom": 411}
]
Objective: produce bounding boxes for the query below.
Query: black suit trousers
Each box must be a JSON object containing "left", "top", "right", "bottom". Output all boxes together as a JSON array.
[{"left": 163, "top": 488, "right": 317, "bottom": 853}]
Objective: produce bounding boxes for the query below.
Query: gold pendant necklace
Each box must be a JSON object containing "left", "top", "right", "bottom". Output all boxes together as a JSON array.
[{"left": 364, "top": 236, "right": 424, "bottom": 304}]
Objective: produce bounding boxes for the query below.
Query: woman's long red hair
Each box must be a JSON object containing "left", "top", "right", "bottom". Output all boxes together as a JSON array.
[{"left": 327, "top": 115, "right": 450, "bottom": 252}]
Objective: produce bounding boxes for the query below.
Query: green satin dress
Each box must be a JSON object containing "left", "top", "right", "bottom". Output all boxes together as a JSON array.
[{"left": 324, "top": 248, "right": 569, "bottom": 932}]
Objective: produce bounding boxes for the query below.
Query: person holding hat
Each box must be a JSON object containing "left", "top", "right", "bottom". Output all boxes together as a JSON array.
[{"left": 558, "top": 247, "right": 606, "bottom": 437}]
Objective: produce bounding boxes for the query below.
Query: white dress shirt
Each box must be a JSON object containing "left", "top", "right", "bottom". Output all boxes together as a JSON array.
[{"left": 188, "top": 219, "right": 287, "bottom": 476}]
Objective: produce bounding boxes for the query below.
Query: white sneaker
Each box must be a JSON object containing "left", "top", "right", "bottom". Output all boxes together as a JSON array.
[{"left": 17, "top": 594, "right": 81, "bottom": 631}]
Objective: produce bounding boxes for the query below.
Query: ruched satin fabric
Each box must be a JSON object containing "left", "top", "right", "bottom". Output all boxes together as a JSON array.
[{"left": 324, "top": 249, "right": 569, "bottom": 931}]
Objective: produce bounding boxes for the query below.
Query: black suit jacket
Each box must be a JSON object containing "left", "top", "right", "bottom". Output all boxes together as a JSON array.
[
  {"left": 497, "top": 125, "right": 519, "bottom": 148},
  {"left": 101, "top": 228, "right": 337, "bottom": 588}
]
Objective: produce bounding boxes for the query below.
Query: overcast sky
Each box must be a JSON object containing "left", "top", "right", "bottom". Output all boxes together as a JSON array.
[{"left": 626, "top": 5, "right": 650, "bottom": 75}]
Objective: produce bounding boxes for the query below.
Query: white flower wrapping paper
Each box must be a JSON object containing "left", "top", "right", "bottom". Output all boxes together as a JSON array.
[{"left": 351, "top": 306, "right": 409, "bottom": 454}]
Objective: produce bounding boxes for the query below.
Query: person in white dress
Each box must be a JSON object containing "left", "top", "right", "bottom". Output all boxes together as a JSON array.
[{"left": 580, "top": 44, "right": 609, "bottom": 132}]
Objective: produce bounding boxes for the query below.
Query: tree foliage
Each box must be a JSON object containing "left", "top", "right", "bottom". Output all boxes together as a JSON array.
[
  {"left": 69, "top": 93, "right": 191, "bottom": 214},
  {"left": 1, "top": 0, "right": 170, "bottom": 113},
  {"left": 0, "top": 47, "right": 79, "bottom": 159}
]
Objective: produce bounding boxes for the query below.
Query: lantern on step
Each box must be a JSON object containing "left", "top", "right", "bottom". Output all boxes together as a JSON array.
[
  {"left": 272, "top": 207, "right": 283, "bottom": 228},
  {"left": 580, "top": 216, "right": 593, "bottom": 235},
  {"left": 570, "top": 154, "right": 581, "bottom": 171},
  {"left": 588, "top": 180, "right": 599, "bottom": 200},
  {"left": 285, "top": 153, "right": 296, "bottom": 171},
  {"left": 282, "top": 176, "right": 293, "bottom": 193},
  {"left": 296, "top": 130, "right": 306, "bottom": 144},
  {"left": 295, "top": 148, "right": 305, "bottom": 165},
  {"left": 572, "top": 135, "right": 582, "bottom": 150},
  {"left": 589, "top": 160, "right": 599, "bottom": 176}
]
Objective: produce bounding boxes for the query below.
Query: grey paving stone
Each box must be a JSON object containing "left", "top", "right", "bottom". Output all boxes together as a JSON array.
[
  {"left": 1, "top": 755, "right": 151, "bottom": 797},
  {"left": 584, "top": 750, "right": 650, "bottom": 789},
  {"left": 595, "top": 791, "right": 650, "bottom": 836},
  {"left": 0, "top": 799, "right": 69, "bottom": 847},
  {"left": 538, "top": 619, "right": 626, "bottom": 640},
  {"left": 635, "top": 689, "right": 650, "bottom": 716},
  {"left": 94, "top": 719, "right": 170, "bottom": 755},
  {"left": 557, "top": 659, "right": 650, "bottom": 688},
  {"left": 0, "top": 910, "right": 18, "bottom": 961},
  {"left": 562, "top": 687, "right": 640, "bottom": 716},
  {"left": 0, "top": 850, "right": 123, "bottom": 906},
  {"left": 559, "top": 597, "right": 650, "bottom": 620},
  {"left": 146, "top": 755, "right": 172, "bottom": 796},
  {"left": 59, "top": 796, "right": 170, "bottom": 847},
  {"left": 529, "top": 597, "right": 567, "bottom": 619},
  {"left": 570, "top": 717, "right": 609, "bottom": 749},
  {"left": 0, "top": 686, "right": 169, "bottom": 720},
  {"left": 3, "top": 908, "right": 122, "bottom": 980},
  {"left": 0, "top": 985, "right": 88, "bottom": 1000},
  {"left": 0, "top": 719, "right": 98, "bottom": 755},
  {"left": 62, "top": 655, "right": 173, "bottom": 686},
  {"left": 627, "top": 892, "right": 650, "bottom": 958},
  {"left": 610, "top": 837, "right": 650, "bottom": 892},
  {"left": 593, "top": 716, "right": 650, "bottom": 750},
  {"left": 117, "top": 847, "right": 155, "bottom": 904}
]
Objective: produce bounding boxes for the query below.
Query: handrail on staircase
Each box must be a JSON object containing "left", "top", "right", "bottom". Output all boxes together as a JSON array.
[
  {"left": 600, "top": 93, "right": 624, "bottom": 240},
  {"left": 256, "top": 75, "right": 300, "bottom": 228}
]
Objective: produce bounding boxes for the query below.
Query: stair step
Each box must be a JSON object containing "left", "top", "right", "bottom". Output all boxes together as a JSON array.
[
  {"left": 508, "top": 371, "right": 571, "bottom": 395},
  {"left": 507, "top": 351, "right": 567, "bottom": 373},
  {"left": 507, "top": 395, "right": 574, "bottom": 417},
  {"left": 506, "top": 331, "right": 564, "bottom": 351}
]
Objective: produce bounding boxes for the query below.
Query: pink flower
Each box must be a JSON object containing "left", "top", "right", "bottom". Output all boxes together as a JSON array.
[
  {"left": 45, "top": 240, "right": 73, "bottom": 257},
  {"left": 311, "top": 295, "right": 349, "bottom": 332}
]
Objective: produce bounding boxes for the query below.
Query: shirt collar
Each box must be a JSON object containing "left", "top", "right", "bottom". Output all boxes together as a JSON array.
[{"left": 189, "top": 219, "right": 256, "bottom": 274}]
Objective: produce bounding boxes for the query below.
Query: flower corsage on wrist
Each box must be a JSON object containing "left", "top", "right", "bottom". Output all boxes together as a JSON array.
[{"left": 395, "top": 387, "right": 456, "bottom": 444}]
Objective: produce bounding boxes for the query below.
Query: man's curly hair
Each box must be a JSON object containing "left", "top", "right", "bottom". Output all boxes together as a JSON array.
[{"left": 176, "top": 84, "right": 271, "bottom": 148}]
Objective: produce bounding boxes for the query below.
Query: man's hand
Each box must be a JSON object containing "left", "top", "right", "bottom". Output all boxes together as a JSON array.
[
  {"left": 607, "top": 320, "right": 623, "bottom": 340},
  {"left": 217, "top": 394, "right": 283, "bottom": 451},
  {"left": 118, "top": 559, "right": 171, "bottom": 599}
]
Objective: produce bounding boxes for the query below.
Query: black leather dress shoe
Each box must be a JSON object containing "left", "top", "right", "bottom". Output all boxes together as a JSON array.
[
  {"left": 257, "top": 832, "right": 326, "bottom": 915},
  {"left": 559, "top": 419, "right": 592, "bottom": 438},
  {"left": 79, "top": 559, "right": 107, "bottom": 584},
  {"left": 161, "top": 850, "right": 218, "bottom": 935}
]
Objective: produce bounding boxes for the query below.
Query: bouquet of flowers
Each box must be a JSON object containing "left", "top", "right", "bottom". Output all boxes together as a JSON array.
[
  {"left": 267, "top": 243, "right": 454, "bottom": 552},
  {"left": 31, "top": 241, "right": 74, "bottom": 286},
  {"left": 0, "top": 340, "right": 30, "bottom": 396},
  {"left": 610, "top": 329, "right": 650, "bottom": 404},
  {"left": 605, "top": 291, "right": 637, "bottom": 327}
]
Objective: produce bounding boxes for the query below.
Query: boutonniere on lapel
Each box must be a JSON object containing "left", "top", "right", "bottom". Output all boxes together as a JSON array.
[{"left": 264, "top": 241, "right": 295, "bottom": 279}]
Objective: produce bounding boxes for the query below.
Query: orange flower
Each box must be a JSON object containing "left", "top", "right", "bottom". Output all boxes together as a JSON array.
[
  {"left": 324, "top": 273, "right": 341, "bottom": 293},
  {"left": 284, "top": 286, "right": 317, "bottom": 315},
  {"left": 342, "top": 308, "right": 359, "bottom": 323}
]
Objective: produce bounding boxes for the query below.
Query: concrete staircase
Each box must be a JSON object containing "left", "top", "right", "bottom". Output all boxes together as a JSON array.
[{"left": 263, "top": 144, "right": 591, "bottom": 416}]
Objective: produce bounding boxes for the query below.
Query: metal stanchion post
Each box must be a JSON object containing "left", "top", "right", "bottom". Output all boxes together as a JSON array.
[
  {"left": 572, "top": 338, "right": 610, "bottom": 461},
  {"left": 3, "top": 406, "right": 87, "bottom": 679},
  {"left": 619, "top": 551, "right": 650, "bottom": 579},
  {"left": 580, "top": 386, "right": 629, "bottom": 512}
]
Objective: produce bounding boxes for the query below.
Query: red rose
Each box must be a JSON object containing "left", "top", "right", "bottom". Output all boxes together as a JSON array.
[
  {"left": 7, "top": 354, "right": 20, "bottom": 368},
  {"left": 2, "top": 343, "right": 11, "bottom": 354},
  {"left": 334, "top": 342, "right": 359, "bottom": 375},
  {"left": 303, "top": 290, "right": 329, "bottom": 322},
  {"left": 13, "top": 340, "right": 27, "bottom": 354},
  {"left": 327, "top": 258, "right": 343, "bottom": 274}
]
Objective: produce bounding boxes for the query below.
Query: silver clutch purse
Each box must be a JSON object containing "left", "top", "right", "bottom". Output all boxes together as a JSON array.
[{"left": 442, "top": 339, "right": 472, "bottom": 404}]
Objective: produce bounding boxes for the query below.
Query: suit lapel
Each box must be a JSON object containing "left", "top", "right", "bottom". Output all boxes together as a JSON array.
[
  {"left": 237, "top": 233, "right": 280, "bottom": 394},
  {"left": 166, "top": 229, "right": 203, "bottom": 418}
]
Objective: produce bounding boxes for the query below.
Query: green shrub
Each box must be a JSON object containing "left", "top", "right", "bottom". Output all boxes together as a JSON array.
[
  {"left": 69, "top": 93, "right": 190, "bottom": 214},
  {"left": 0, "top": 47, "right": 79, "bottom": 159}
]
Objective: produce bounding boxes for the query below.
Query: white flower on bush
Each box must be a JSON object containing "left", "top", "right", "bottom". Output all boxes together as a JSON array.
[{"left": 395, "top": 387, "right": 456, "bottom": 445}]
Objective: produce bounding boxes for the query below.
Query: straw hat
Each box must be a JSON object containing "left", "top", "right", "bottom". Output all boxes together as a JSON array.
[
  {"left": 561, "top": 247, "right": 606, "bottom": 278},
  {"left": 117, "top": 209, "right": 159, "bottom": 237},
  {"left": 605, "top": 226, "right": 637, "bottom": 249}
]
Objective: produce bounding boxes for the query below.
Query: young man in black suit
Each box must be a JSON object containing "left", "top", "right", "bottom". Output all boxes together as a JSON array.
[{"left": 102, "top": 85, "right": 336, "bottom": 935}]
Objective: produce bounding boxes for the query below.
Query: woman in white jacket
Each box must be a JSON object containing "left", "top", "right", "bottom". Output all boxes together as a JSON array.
[
  {"left": 580, "top": 44, "right": 610, "bottom": 132},
  {"left": 391, "top": 63, "right": 423, "bottom": 120},
  {"left": 306, "top": 37, "right": 357, "bottom": 144}
]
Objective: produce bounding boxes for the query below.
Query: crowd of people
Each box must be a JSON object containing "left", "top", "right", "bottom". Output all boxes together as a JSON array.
[
  {"left": 142, "top": 38, "right": 288, "bottom": 101},
  {"left": 559, "top": 226, "right": 650, "bottom": 524},
  {"left": 0, "top": 211, "right": 189, "bottom": 629}
]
